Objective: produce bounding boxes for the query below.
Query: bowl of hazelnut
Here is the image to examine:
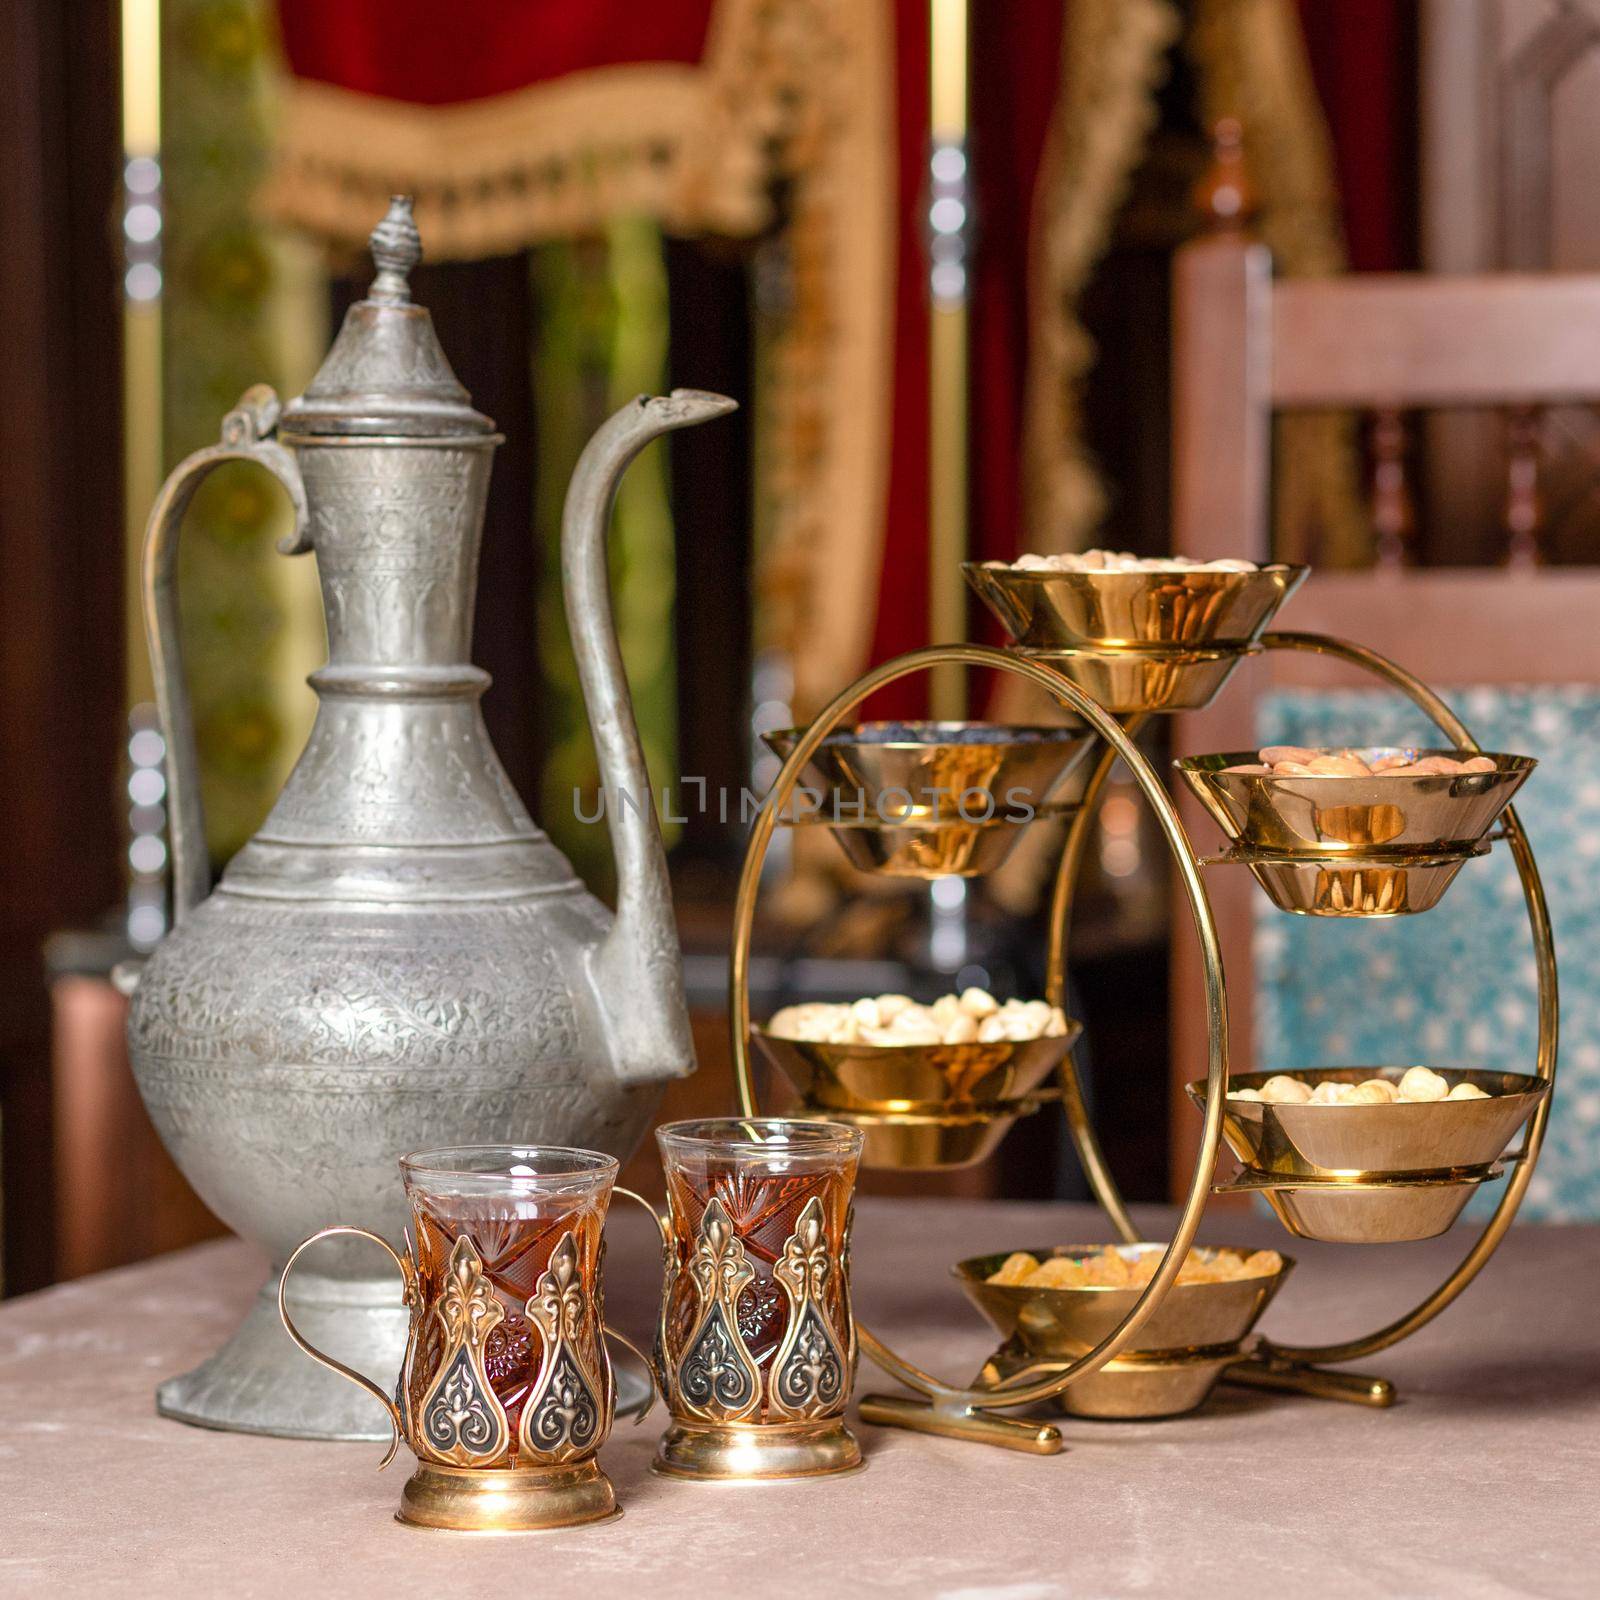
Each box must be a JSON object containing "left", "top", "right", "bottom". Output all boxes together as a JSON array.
[{"left": 1176, "top": 746, "right": 1535, "bottom": 856}]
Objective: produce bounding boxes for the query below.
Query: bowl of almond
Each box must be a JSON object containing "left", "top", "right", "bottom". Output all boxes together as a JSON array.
[
  {"left": 1176, "top": 746, "right": 1534, "bottom": 855},
  {"left": 1186, "top": 1068, "right": 1550, "bottom": 1243},
  {"left": 1189, "top": 1067, "right": 1548, "bottom": 1179},
  {"left": 754, "top": 989, "right": 1080, "bottom": 1169}
]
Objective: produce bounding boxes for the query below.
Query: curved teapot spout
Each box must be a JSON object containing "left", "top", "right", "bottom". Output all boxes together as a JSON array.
[{"left": 562, "top": 390, "right": 737, "bottom": 1084}]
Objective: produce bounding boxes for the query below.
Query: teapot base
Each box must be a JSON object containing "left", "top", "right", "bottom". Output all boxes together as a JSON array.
[{"left": 157, "top": 1268, "right": 406, "bottom": 1441}]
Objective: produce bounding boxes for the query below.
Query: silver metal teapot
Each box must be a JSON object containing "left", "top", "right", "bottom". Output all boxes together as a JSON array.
[{"left": 126, "top": 198, "right": 732, "bottom": 1439}]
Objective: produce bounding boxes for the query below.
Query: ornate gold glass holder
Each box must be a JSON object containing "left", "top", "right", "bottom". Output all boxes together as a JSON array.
[
  {"left": 649, "top": 1117, "right": 864, "bottom": 1481},
  {"left": 725, "top": 616, "right": 1558, "bottom": 1454}
]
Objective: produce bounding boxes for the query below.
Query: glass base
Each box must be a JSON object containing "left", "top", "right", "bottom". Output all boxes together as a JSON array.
[
  {"left": 651, "top": 1416, "right": 863, "bottom": 1481},
  {"left": 398, "top": 1459, "right": 618, "bottom": 1532}
]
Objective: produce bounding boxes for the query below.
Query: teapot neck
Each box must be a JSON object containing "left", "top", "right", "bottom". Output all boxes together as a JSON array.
[{"left": 297, "top": 436, "right": 499, "bottom": 676}]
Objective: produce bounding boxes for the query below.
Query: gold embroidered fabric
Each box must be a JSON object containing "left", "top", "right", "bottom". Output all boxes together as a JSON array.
[
  {"left": 264, "top": 0, "right": 894, "bottom": 712},
  {"left": 1023, "top": 0, "right": 1182, "bottom": 553},
  {"left": 1191, "top": 0, "right": 1368, "bottom": 567}
]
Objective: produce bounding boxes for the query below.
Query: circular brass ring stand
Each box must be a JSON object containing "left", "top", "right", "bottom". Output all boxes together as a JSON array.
[
  {"left": 726, "top": 629, "right": 1557, "bottom": 1442},
  {"left": 728, "top": 644, "right": 1233, "bottom": 1454},
  {"left": 1219, "top": 633, "right": 1558, "bottom": 1387},
  {"left": 1042, "top": 630, "right": 1558, "bottom": 1402}
]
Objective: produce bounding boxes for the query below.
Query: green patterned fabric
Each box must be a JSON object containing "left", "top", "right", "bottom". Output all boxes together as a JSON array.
[
  {"left": 531, "top": 221, "right": 679, "bottom": 898},
  {"left": 162, "top": 0, "right": 321, "bottom": 865},
  {"left": 1255, "top": 687, "right": 1594, "bottom": 1221}
]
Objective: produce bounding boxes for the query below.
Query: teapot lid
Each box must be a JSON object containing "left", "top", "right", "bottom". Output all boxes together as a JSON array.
[{"left": 281, "top": 197, "right": 495, "bottom": 438}]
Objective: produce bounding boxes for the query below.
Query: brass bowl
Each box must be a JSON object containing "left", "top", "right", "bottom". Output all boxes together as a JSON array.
[
  {"left": 752, "top": 1027, "right": 1080, "bottom": 1113},
  {"left": 955, "top": 1243, "right": 1294, "bottom": 1419},
  {"left": 808, "top": 1096, "right": 1058, "bottom": 1170},
  {"left": 791, "top": 809, "right": 1070, "bottom": 879},
  {"left": 1187, "top": 1068, "right": 1549, "bottom": 1181},
  {"left": 762, "top": 720, "right": 1096, "bottom": 818},
  {"left": 1224, "top": 843, "right": 1488, "bottom": 916},
  {"left": 962, "top": 562, "right": 1308, "bottom": 650},
  {"left": 1007, "top": 643, "right": 1256, "bottom": 714},
  {"left": 1176, "top": 749, "right": 1535, "bottom": 855},
  {"left": 1215, "top": 1166, "right": 1504, "bottom": 1245}
]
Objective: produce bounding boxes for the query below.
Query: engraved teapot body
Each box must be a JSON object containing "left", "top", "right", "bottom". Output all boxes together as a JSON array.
[{"left": 126, "top": 199, "right": 730, "bottom": 1440}]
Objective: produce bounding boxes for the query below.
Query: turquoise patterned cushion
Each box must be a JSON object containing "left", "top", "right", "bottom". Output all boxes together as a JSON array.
[{"left": 1253, "top": 687, "right": 1597, "bottom": 1221}]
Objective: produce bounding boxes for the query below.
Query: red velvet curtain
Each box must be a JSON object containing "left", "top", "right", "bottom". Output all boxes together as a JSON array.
[
  {"left": 863, "top": 0, "right": 930, "bottom": 719},
  {"left": 1296, "top": 0, "right": 1418, "bottom": 272},
  {"left": 276, "top": 0, "right": 715, "bottom": 100},
  {"left": 867, "top": 0, "right": 1070, "bottom": 717},
  {"left": 968, "top": 0, "right": 1069, "bottom": 608},
  {"left": 273, "top": 0, "right": 1072, "bottom": 722}
]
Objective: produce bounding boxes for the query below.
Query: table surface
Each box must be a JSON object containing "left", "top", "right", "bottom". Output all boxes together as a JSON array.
[{"left": 2, "top": 1198, "right": 1595, "bottom": 1599}]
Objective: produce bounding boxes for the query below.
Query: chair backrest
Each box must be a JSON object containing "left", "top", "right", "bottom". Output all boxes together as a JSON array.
[
  {"left": 1167, "top": 229, "right": 1600, "bottom": 1215},
  {"left": 1173, "top": 233, "right": 1600, "bottom": 556}
]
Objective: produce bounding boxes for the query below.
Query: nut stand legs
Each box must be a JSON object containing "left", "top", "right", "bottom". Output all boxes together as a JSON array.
[
  {"left": 1210, "top": 632, "right": 1559, "bottom": 1403},
  {"left": 727, "top": 645, "right": 1233, "bottom": 1452}
]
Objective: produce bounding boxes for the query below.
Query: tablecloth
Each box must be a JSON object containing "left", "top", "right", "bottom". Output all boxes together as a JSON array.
[{"left": 2, "top": 1199, "right": 1594, "bottom": 1598}]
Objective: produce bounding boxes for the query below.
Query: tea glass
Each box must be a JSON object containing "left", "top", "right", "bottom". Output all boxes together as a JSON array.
[
  {"left": 651, "top": 1117, "right": 865, "bottom": 1480},
  {"left": 279, "top": 1144, "right": 653, "bottom": 1532}
]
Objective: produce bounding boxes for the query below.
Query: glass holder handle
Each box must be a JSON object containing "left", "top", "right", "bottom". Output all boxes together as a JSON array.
[
  {"left": 608, "top": 1185, "right": 672, "bottom": 1410},
  {"left": 277, "top": 1225, "right": 409, "bottom": 1471}
]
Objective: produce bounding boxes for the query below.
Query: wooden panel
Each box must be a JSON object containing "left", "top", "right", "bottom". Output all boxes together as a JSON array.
[
  {"left": 50, "top": 980, "right": 222, "bottom": 1279},
  {"left": 1171, "top": 234, "right": 1274, "bottom": 557},
  {"left": 1273, "top": 274, "right": 1600, "bottom": 406},
  {"left": 1421, "top": 0, "right": 1600, "bottom": 562},
  {"left": 0, "top": 0, "right": 125, "bottom": 1293},
  {"left": 1268, "top": 570, "right": 1600, "bottom": 686}
]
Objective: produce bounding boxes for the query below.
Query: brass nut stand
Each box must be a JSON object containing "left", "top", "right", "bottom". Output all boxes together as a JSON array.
[{"left": 725, "top": 632, "right": 1558, "bottom": 1452}]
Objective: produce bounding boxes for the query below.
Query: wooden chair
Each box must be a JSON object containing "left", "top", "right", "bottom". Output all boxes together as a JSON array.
[{"left": 1167, "top": 224, "right": 1600, "bottom": 1212}]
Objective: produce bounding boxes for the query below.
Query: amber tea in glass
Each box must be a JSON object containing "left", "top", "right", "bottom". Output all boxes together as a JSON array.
[
  {"left": 280, "top": 1144, "right": 639, "bottom": 1532},
  {"left": 652, "top": 1117, "right": 864, "bottom": 1480}
]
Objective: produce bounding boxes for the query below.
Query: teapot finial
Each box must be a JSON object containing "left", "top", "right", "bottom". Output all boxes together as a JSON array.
[{"left": 368, "top": 196, "right": 421, "bottom": 304}]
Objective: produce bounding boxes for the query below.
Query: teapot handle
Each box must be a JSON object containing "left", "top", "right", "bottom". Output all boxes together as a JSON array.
[{"left": 142, "top": 385, "right": 311, "bottom": 923}]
